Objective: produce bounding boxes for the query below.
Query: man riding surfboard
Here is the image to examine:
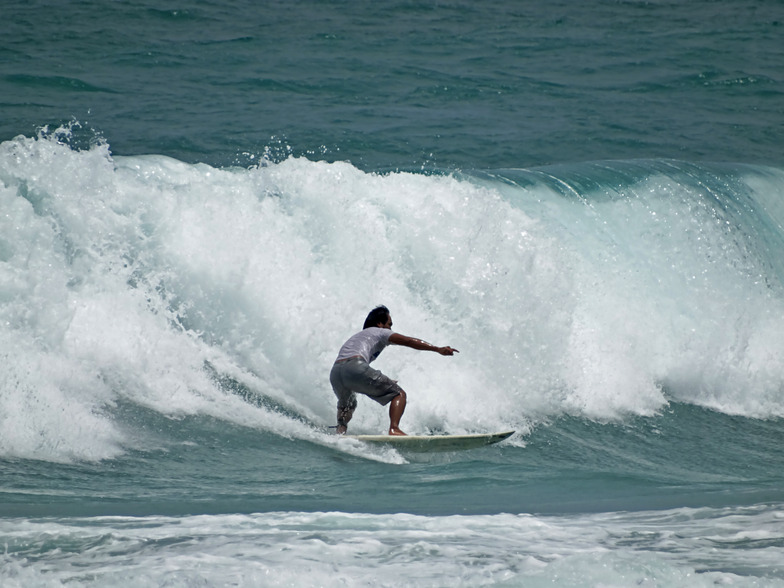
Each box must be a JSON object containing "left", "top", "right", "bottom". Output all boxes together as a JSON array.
[{"left": 329, "top": 306, "right": 458, "bottom": 435}]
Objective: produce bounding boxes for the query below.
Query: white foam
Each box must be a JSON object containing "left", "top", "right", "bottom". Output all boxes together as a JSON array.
[
  {"left": 490, "top": 169, "right": 784, "bottom": 420},
  {"left": 2, "top": 131, "right": 784, "bottom": 461},
  {"left": 2, "top": 505, "right": 782, "bottom": 587}
]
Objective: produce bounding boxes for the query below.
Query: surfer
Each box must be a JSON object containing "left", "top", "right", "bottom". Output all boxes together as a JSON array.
[{"left": 330, "top": 305, "right": 459, "bottom": 436}]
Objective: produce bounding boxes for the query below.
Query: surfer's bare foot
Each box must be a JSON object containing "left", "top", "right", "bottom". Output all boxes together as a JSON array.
[
  {"left": 335, "top": 406, "right": 354, "bottom": 435},
  {"left": 388, "top": 427, "right": 407, "bottom": 436}
]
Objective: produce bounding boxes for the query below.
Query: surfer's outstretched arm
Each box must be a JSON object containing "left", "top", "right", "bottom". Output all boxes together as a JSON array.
[{"left": 388, "top": 333, "right": 459, "bottom": 356}]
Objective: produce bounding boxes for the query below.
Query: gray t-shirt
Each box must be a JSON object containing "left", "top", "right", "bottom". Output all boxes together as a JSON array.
[{"left": 335, "top": 327, "right": 393, "bottom": 363}]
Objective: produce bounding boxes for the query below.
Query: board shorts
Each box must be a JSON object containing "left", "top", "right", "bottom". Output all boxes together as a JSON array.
[{"left": 330, "top": 357, "right": 403, "bottom": 409}]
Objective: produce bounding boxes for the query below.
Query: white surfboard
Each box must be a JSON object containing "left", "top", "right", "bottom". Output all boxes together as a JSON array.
[{"left": 345, "top": 430, "right": 514, "bottom": 452}]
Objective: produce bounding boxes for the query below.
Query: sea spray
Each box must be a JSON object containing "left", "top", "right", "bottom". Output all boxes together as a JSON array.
[
  {"left": 473, "top": 162, "right": 784, "bottom": 418},
  {"left": 2, "top": 132, "right": 784, "bottom": 464}
]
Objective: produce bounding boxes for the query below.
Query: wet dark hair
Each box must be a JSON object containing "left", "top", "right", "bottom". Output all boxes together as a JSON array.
[{"left": 363, "top": 305, "right": 390, "bottom": 329}]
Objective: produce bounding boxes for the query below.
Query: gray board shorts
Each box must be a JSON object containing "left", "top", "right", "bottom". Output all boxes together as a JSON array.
[{"left": 330, "top": 358, "right": 403, "bottom": 409}]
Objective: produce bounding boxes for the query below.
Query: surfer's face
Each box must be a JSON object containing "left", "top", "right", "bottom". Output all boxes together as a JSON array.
[{"left": 379, "top": 315, "right": 393, "bottom": 329}]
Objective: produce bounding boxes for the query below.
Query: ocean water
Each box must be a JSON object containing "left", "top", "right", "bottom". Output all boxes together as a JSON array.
[{"left": 3, "top": 0, "right": 784, "bottom": 586}]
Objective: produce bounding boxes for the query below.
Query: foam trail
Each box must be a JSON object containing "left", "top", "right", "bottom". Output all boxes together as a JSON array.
[{"left": 2, "top": 506, "right": 783, "bottom": 587}]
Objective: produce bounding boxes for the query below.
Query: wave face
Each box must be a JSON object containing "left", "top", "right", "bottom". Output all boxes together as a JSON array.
[
  {"left": 2, "top": 130, "right": 784, "bottom": 464},
  {"left": 471, "top": 160, "right": 784, "bottom": 420}
]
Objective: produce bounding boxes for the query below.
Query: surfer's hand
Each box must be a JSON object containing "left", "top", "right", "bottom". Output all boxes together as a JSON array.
[{"left": 438, "top": 346, "right": 459, "bottom": 356}]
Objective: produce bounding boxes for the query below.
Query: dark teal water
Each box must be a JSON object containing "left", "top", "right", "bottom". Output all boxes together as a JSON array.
[
  {"left": 3, "top": 0, "right": 783, "bottom": 170},
  {"left": 3, "top": 1, "right": 784, "bottom": 585},
  {"left": 2, "top": 404, "right": 783, "bottom": 519}
]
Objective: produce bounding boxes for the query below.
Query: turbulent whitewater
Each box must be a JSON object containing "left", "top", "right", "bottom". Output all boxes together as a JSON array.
[
  {"left": 3, "top": 0, "right": 784, "bottom": 584},
  {"left": 3, "top": 130, "right": 784, "bottom": 585},
  {"left": 3, "top": 132, "right": 784, "bottom": 460}
]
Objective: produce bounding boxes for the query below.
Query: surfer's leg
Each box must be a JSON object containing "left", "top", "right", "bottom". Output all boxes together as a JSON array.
[
  {"left": 388, "top": 391, "right": 407, "bottom": 436},
  {"left": 336, "top": 404, "right": 354, "bottom": 435},
  {"left": 331, "top": 362, "right": 357, "bottom": 434}
]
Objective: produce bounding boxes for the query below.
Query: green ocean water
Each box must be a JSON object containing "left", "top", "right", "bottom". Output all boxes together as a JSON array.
[
  {"left": 3, "top": 404, "right": 783, "bottom": 518},
  {"left": 3, "top": 0, "right": 783, "bottom": 170}
]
